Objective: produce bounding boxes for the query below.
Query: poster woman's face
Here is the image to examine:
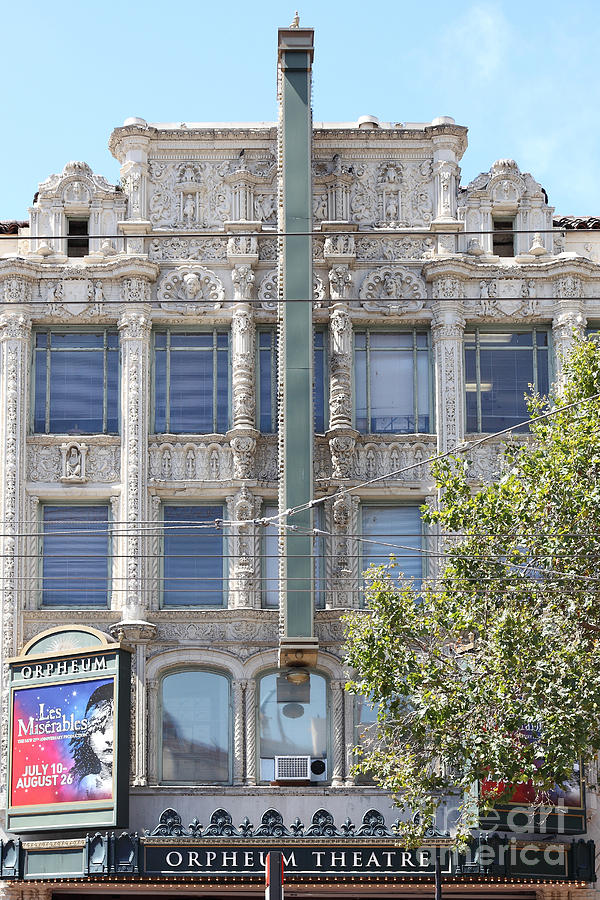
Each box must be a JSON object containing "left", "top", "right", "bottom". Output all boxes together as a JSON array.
[{"left": 88, "top": 705, "right": 114, "bottom": 765}]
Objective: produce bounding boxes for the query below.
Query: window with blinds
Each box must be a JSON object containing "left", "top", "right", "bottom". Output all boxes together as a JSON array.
[
  {"left": 464, "top": 329, "right": 550, "bottom": 433},
  {"left": 33, "top": 331, "right": 119, "bottom": 434},
  {"left": 162, "top": 505, "right": 226, "bottom": 607},
  {"left": 354, "top": 330, "right": 431, "bottom": 434},
  {"left": 154, "top": 330, "right": 229, "bottom": 434},
  {"left": 257, "top": 328, "right": 327, "bottom": 434},
  {"left": 361, "top": 505, "right": 423, "bottom": 592},
  {"left": 262, "top": 504, "right": 324, "bottom": 609},
  {"left": 41, "top": 505, "right": 110, "bottom": 607}
]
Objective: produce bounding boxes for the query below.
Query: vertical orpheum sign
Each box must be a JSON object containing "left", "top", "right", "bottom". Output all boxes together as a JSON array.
[
  {"left": 7, "top": 626, "right": 130, "bottom": 832},
  {"left": 277, "top": 22, "right": 319, "bottom": 669}
]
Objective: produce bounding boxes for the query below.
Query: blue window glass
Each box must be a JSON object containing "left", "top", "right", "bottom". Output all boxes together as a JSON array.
[
  {"left": 465, "top": 330, "right": 550, "bottom": 433},
  {"left": 262, "top": 505, "right": 324, "bottom": 609},
  {"left": 163, "top": 505, "right": 225, "bottom": 607},
  {"left": 154, "top": 330, "right": 229, "bottom": 433},
  {"left": 258, "top": 330, "right": 277, "bottom": 433},
  {"left": 256, "top": 329, "right": 327, "bottom": 434},
  {"left": 361, "top": 505, "right": 422, "bottom": 591},
  {"left": 41, "top": 506, "right": 110, "bottom": 607},
  {"left": 34, "top": 331, "right": 119, "bottom": 434},
  {"left": 354, "top": 331, "right": 431, "bottom": 434},
  {"left": 161, "top": 670, "right": 231, "bottom": 783},
  {"left": 314, "top": 330, "right": 326, "bottom": 433}
]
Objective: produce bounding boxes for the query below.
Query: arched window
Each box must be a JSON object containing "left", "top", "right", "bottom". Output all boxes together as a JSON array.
[
  {"left": 258, "top": 670, "right": 329, "bottom": 783},
  {"left": 160, "top": 669, "right": 231, "bottom": 784}
]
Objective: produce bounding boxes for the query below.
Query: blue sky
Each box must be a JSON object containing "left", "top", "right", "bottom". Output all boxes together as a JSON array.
[{"left": 2, "top": 0, "right": 599, "bottom": 221}]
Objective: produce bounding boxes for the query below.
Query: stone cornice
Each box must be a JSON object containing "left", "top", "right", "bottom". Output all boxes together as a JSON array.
[
  {"left": 422, "top": 255, "right": 600, "bottom": 282},
  {"left": 0, "top": 256, "right": 159, "bottom": 281},
  {"left": 109, "top": 125, "right": 278, "bottom": 160}
]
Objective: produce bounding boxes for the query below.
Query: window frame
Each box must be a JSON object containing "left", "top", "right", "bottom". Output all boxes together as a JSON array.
[
  {"left": 158, "top": 667, "right": 233, "bottom": 785},
  {"left": 464, "top": 326, "right": 552, "bottom": 434},
  {"left": 160, "top": 502, "right": 228, "bottom": 609},
  {"left": 359, "top": 502, "right": 426, "bottom": 603},
  {"left": 38, "top": 501, "right": 112, "bottom": 609},
  {"left": 352, "top": 328, "right": 434, "bottom": 435},
  {"left": 152, "top": 327, "right": 231, "bottom": 435},
  {"left": 32, "top": 327, "right": 120, "bottom": 435},
  {"left": 256, "top": 668, "right": 331, "bottom": 785}
]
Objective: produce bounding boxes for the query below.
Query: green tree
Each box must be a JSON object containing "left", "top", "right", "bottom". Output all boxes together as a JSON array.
[{"left": 344, "top": 337, "right": 600, "bottom": 845}]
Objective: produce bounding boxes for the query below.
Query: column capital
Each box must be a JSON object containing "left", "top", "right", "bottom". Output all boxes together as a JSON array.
[{"left": 0, "top": 311, "right": 32, "bottom": 341}]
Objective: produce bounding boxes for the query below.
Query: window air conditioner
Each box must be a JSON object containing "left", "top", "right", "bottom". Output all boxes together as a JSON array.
[{"left": 274, "top": 755, "right": 328, "bottom": 782}]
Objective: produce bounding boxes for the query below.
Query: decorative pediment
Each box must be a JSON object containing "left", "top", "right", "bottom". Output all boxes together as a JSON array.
[{"left": 36, "top": 161, "right": 120, "bottom": 204}]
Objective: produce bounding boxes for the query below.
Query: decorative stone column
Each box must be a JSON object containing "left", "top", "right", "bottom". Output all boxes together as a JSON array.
[
  {"left": 327, "top": 301, "right": 358, "bottom": 481},
  {"left": 118, "top": 284, "right": 152, "bottom": 620},
  {"left": 109, "top": 621, "right": 156, "bottom": 786},
  {"left": 146, "top": 677, "right": 160, "bottom": 784},
  {"left": 330, "top": 679, "right": 346, "bottom": 786},
  {"left": 344, "top": 686, "right": 356, "bottom": 785},
  {"left": 233, "top": 679, "right": 246, "bottom": 785},
  {"left": 244, "top": 679, "right": 257, "bottom": 785},
  {"left": 552, "top": 275, "right": 585, "bottom": 383},
  {"left": 0, "top": 304, "right": 31, "bottom": 809},
  {"left": 329, "top": 492, "right": 354, "bottom": 609},
  {"left": 431, "top": 285, "right": 465, "bottom": 451},
  {"left": 227, "top": 487, "right": 260, "bottom": 609},
  {"left": 112, "top": 125, "right": 153, "bottom": 255}
]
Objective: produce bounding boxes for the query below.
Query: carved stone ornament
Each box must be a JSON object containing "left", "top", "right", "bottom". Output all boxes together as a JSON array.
[
  {"left": 230, "top": 434, "right": 256, "bottom": 480},
  {"left": 328, "top": 265, "right": 352, "bottom": 301},
  {"left": 232, "top": 264, "right": 255, "bottom": 301},
  {"left": 157, "top": 266, "right": 225, "bottom": 312},
  {"left": 329, "top": 433, "right": 356, "bottom": 479},
  {"left": 257, "top": 269, "right": 325, "bottom": 309},
  {"left": 148, "top": 159, "right": 230, "bottom": 229},
  {"left": 433, "top": 277, "right": 463, "bottom": 300},
  {"left": 121, "top": 277, "right": 151, "bottom": 304},
  {"left": 60, "top": 441, "right": 88, "bottom": 483},
  {"left": 557, "top": 275, "right": 582, "bottom": 299},
  {"left": 359, "top": 266, "right": 425, "bottom": 313},
  {"left": 2, "top": 277, "right": 32, "bottom": 304},
  {"left": 356, "top": 235, "right": 435, "bottom": 261},
  {"left": 148, "top": 236, "right": 226, "bottom": 262}
]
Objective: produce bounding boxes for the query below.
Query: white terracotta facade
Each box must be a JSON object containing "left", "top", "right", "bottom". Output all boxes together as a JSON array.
[{"left": 1, "top": 75, "right": 600, "bottom": 900}]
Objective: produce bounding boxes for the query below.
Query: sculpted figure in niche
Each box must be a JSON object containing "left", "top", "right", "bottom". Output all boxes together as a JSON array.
[
  {"left": 66, "top": 445, "right": 81, "bottom": 479},
  {"left": 183, "top": 194, "right": 196, "bottom": 224}
]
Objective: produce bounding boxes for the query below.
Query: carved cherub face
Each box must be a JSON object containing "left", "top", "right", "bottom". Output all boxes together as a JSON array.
[{"left": 183, "top": 273, "right": 201, "bottom": 299}]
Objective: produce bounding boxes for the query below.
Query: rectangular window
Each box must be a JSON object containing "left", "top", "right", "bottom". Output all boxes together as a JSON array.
[
  {"left": 162, "top": 505, "right": 225, "bottom": 607},
  {"left": 361, "top": 505, "right": 423, "bottom": 590},
  {"left": 314, "top": 329, "right": 327, "bottom": 433},
  {"left": 464, "top": 329, "right": 550, "bottom": 433},
  {"left": 354, "top": 330, "right": 431, "bottom": 434},
  {"left": 257, "top": 329, "right": 327, "bottom": 433},
  {"left": 33, "top": 330, "right": 119, "bottom": 434},
  {"left": 154, "top": 330, "right": 229, "bottom": 434},
  {"left": 492, "top": 218, "right": 514, "bottom": 257},
  {"left": 41, "top": 505, "right": 110, "bottom": 607},
  {"left": 67, "top": 218, "right": 89, "bottom": 258},
  {"left": 258, "top": 330, "right": 277, "bottom": 433},
  {"left": 262, "top": 504, "right": 324, "bottom": 609}
]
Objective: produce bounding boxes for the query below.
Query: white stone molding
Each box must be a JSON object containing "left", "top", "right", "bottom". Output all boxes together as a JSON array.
[
  {"left": 232, "top": 679, "right": 246, "bottom": 785},
  {"left": 231, "top": 302, "right": 256, "bottom": 428},
  {"left": 27, "top": 436, "right": 120, "bottom": 484},
  {"left": 328, "top": 265, "right": 352, "bottom": 302},
  {"left": 355, "top": 235, "right": 436, "bottom": 261},
  {"left": 433, "top": 160, "right": 459, "bottom": 222},
  {"left": 0, "top": 312, "right": 32, "bottom": 808},
  {"left": 149, "top": 439, "right": 235, "bottom": 482},
  {"left": 258, "top": 268, "right": 324, "bottom": 309},
  {"left": 2, "top": 276, "right": 32, "bottom": 305},
  {"left": 118, "top": 306, "right": 152, "bottom": 620},
  {"left": 157, "top": 266, "right": 225, "bottom": 313},
  {"left": 227, "top": 233, "right": 260, "bottom": 264},
  {"left": 328, "top": 302, "right": 353, "bottom": 429},
  {"left": 149, "top": 236, "right": 227, "bottom": 262},
  {"left": 358, "top": 266, "right": 426, "bottom": 313},
  {"left": 330, "top": 679, "right": 346, "bottom": 786},
  {"left": 223, "top": 152, "right": 276, "bottom": 222},
  {"left": 431, "top": 302, "right": 466, "bottom": 452},
  {"left": 313, "top": 154, "right": 358, "bottom": 221},
  {"left": 324, "top": 232, "right": 356, "bottom": 261}
]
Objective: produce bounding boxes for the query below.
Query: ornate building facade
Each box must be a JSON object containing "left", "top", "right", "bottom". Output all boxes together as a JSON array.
[{"left": 0, "top": 20, "right": 598, "bottom": 900}]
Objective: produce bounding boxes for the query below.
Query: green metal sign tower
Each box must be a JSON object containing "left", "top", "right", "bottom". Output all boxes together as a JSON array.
[{"left": 277, "top": 22, "right": 318, "bottom": 669}]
